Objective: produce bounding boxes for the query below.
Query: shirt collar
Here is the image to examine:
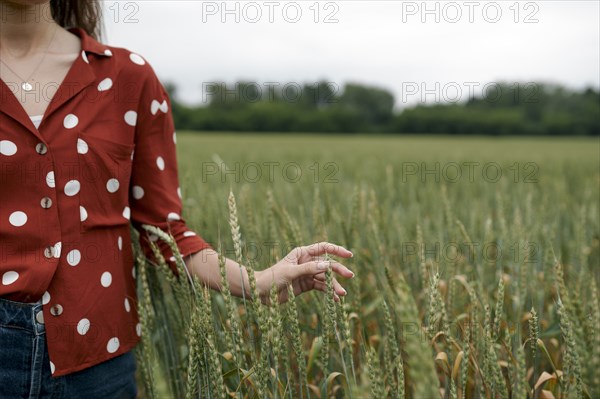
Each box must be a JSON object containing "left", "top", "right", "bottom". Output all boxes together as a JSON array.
[
  {"left": 1, "top": 27, "right": 102, "bottom": 140},
  {"left": 68, "top": 27, "right": 111, "bottom": 57}
]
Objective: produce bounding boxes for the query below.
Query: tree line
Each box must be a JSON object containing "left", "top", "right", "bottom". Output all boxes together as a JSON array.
[{"left": 165, "top": 81, "right": 600, "bottom": 135}]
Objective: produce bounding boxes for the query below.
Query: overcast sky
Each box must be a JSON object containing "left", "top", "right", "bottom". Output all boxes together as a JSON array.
[{"left": 103, "top": 1, "right": 600, "bottom": 107}]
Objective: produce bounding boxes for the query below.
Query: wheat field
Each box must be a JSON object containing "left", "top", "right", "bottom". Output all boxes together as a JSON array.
[{"left": 132, "top": 133, "right": 600, "bottom": 399}]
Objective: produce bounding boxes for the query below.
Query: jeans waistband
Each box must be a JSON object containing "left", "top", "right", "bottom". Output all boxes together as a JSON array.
[{"left": 0, "top": 296, "right": 44, "bottom": 335}]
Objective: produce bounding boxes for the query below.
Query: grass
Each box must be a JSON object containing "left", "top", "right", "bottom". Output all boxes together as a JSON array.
[{"left": 133, "top": 133, "right": 599, "bottom": 398}]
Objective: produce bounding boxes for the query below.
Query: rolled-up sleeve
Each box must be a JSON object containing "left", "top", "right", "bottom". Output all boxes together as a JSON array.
[{"left": 129, "top": 59, "right": 212, "bottom": 273}]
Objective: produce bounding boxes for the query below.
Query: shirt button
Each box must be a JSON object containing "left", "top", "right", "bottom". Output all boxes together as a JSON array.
[
  {"left": 49, "top": 304, "right": 63, "bottom": 317},
  {"left": 35, "top": 142, "right": 48, "bottom": 155},
  {"left": 41, "top": 197, "right": 53, "bottom": 209},
  {"left": 44, "top": 246, "right": 54, "bottom": 259},
  {"left": 35, "top": 310, "right": 45, "bottom": 324}
]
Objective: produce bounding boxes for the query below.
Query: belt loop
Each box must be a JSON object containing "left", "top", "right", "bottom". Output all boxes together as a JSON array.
[{"left": 33, "top": 298, "right": 46, "bottom": 336}]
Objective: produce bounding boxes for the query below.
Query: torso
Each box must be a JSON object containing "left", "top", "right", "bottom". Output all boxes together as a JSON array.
[{"left": 0, "top": 26, "right": 80, "bottom": 116}]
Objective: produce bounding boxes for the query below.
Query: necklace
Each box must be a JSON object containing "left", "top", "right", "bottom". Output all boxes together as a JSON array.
[{"left": 0, "top": 24, "right": 58, "bottom": 92}]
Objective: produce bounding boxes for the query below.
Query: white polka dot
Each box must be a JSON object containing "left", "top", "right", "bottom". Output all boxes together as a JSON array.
[
  {"left": 77, "top": 318, "right": 90, "bottom": 335},
  {"left": 132, "top": 266, "right": 136, "bottom": 279},
  {"left": 150, "top": 100, "right": 160, "bottom": 115},
  {"left": 50, "top": 361, "right": 55, "bottom": 374},
  {"left": 130, "top": 150, "right": 135, "bottom": 160},
  {"left": 77, "top": 138, "right": 88, "bottom": 154},
  {"left": 156, "top": 156, "right": 165, "bottom": 171},
  {"left": 118, "top": 236, "right": 123, "bottom": 250},
  {"left": 97, "top": 78, "right": 112, "bottom": 91},
  {"left": 9, "top": 211, "right": 27, "bottom": 227},
  {"left": 53, "top": 242, "right": 62, "bottom": 258},
  {"left": 129, "top": 53, "right": 145, "bottom": 65},
  {"left": 173, "top": 132, "right": 177, "bottom": 144},
  {"left": 136, "top": 323, "right": 142, "bottom": 337},
  {"left": 169, "top": 256, "right": 176, "bottom": 262},
  {"left": 0, "top": 140, "right": 17, "bottom": 156},
  {"left": 183, "top": 231, "right": 196, "bottom": 237},
  {"left": 167, "top": 212, "right": 180, "bottom": 221},
  {"left": 80, "top": 206, "right": 88, "bottom": 222},
  {"left": 81, "top": 50, "right": 89, "bottom": 63},
  {"left": 132, "top": 186, "right": 144, "bottom": 199},
  {"left": 124, "top": 111, "right": 137, "bottom": 126},
  {"left": 46, "top": 171, "right": 55, "bottom": 188},
  {"left": 64, "top": 180, "right": 80, "bottom": 196},
  {"left": 42, "top": 291, "right": 51, "bottom": 305},
  {"left": 122, "top": 206, "right": 130, "bottom": 220},
  {"left": 177, "top": 187, "right": 182, "bottom": 199},
  {"left": 63, "top": 114, "right": 78, "bottom": 129},
  {"left": 2, "top": 271, "right": 19, "bottom": 285},
  {"left": 106, "top": 178, "right": 120, "bottom": 193},
  {"left": 107, "top": 337, "right": 120, "bottom": 353},
  {"left": 124, "top": 298, "right": 131, "bottom": 312},
  {"left": 159, "top": 100, "right": 168, "bottom": 113},
  {"left": 149, "top": 234, "right": 158, "bottom": 242},
  {"left": 66, "top": 249, "right": 81, "bottom": 266},
  {"left": 104, "top": 49, "right": 113, "bottom": 57},
  {"left": 101, "top": 271, "right": 112, "bottom": 287}
]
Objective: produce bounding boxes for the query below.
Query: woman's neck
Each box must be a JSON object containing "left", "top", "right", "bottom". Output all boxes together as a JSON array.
[{"left": 0, "top": 1, "right": 58, "bottom": 57}]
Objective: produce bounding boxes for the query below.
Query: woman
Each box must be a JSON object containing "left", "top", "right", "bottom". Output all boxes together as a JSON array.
[{"left": 0, "top": 1, "right": 354, "bottom": 397}]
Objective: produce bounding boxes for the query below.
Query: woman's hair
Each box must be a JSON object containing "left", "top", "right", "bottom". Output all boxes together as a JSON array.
[{"left": 50, "top": 0, "right": 103, "bottom": 40}]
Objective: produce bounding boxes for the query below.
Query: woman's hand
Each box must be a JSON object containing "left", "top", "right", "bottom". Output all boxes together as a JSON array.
[{"left": 255, "top": 242, "right": 354, "bottom": 304}]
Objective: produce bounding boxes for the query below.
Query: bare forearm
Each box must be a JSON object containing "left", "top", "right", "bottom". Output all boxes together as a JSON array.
[
  {"left": 183, "top": 248, "right": 253, "bottom": 299},
  {"left": 182, "top": 241, "right": 355, "bottom": 306}
]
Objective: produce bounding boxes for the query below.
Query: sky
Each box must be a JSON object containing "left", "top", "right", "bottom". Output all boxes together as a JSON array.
[{"left": 103, "top": 1, "right": 600, "bottom": 108}]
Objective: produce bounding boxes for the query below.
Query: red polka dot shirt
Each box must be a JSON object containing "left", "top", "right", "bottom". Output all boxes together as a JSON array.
[{"left": 0, "top": 27, "right": 212, "bottom": 377}]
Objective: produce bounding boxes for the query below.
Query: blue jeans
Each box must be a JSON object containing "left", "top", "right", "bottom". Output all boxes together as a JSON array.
[{"left": 0, "top": 296, "right": 137, "bottom": 399}]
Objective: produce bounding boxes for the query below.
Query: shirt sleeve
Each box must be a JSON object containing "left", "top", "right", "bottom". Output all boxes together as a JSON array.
[{"left": 128, "top": 58, "right": 212, "bottom": 274}]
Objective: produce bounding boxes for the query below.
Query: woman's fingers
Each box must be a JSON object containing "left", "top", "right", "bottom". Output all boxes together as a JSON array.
[
  {"left": 313, "top": 280, "right": 326, "bottom": 292},
  {"left": 312, "top": 279, "right": 340, "bottom": 302},
  {"left": 331, "top": 277, "right": 346, "bottom": 297},
  {"left": 288, "top": 241, "right": 353, "bottom": 263},
  {"left": 292, "top": 260, "right": 354, "bottom": 280},
  {"left": 313, "top": 274, "right": 347, "bottom": 296},
  {"left": 303, "top": 241, "right": 353, "bottom": 258}
]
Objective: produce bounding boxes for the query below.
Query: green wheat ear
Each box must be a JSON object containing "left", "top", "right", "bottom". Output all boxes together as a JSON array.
[
  {"left": 513, "top": 340, "right": 528, "bottom": 399},
  {"left": 215, "top": 244, "right": 237, "bottom": 364},
  {"left": 557, "top": 298, "right": 584, "bottom": 398},
  {"left": 493, "top": 277, "right": 505, "bottom": 340},
  {"left": 529, "top": 307, "right": 539, "bottom": 360},
  {"left": 366, "top": 346, "right": 385, "bottom": 399},
  {"left": 286, "top": 283, "right": 309, "bottom": 399}
]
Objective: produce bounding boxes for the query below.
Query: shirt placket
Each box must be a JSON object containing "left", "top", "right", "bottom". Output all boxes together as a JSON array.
[{"left": 1, "top": 47, "right": 98, "bottom": 375}]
